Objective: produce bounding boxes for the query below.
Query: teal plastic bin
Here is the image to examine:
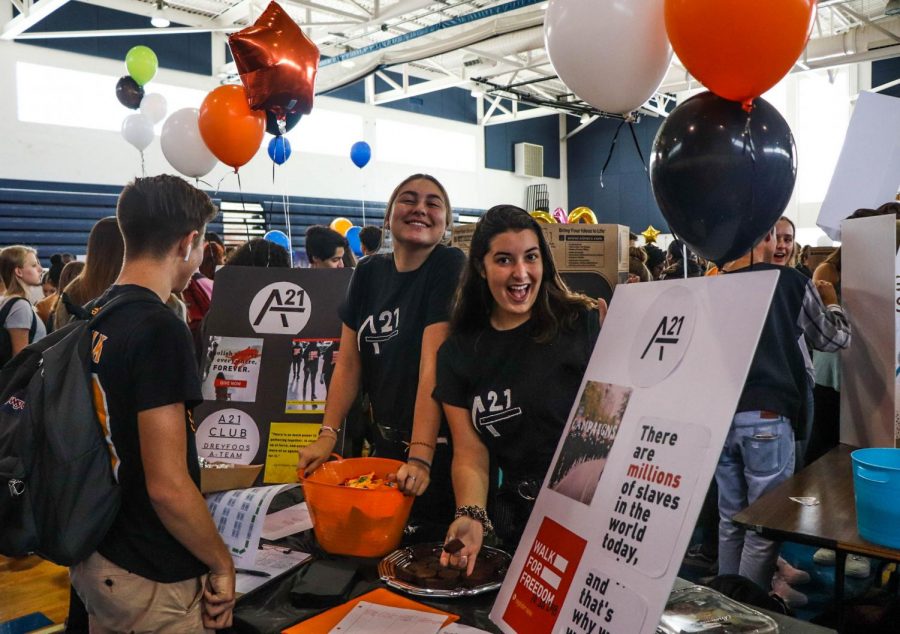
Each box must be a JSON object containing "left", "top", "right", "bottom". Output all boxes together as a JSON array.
[{"left": 851, "top": 448, "right": 900, "bottom": 549}]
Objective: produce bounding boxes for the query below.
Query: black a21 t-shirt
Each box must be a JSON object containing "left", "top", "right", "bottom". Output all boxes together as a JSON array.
[
  {"left": 339, "top": 245, "right": 465, "bottom": 438},
  {"left": 91, "top": 285, "right": 206, "bottom": 583},
  {"left": 434, "top": 307, "right": 600, "bottom": 484}
]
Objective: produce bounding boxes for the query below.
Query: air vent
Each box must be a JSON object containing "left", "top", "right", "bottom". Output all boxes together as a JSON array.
[{"left": 515, "top": 142, "right": 544, "bottom": 178}]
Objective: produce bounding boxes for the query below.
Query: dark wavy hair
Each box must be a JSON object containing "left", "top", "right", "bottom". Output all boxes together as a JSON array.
[{"left": 450, "top": 205, "right": 594, "bottom": 343}]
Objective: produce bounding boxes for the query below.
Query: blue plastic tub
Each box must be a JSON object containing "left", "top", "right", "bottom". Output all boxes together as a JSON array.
[{"left": 851, "top": 448, "right": 900, "bottom": 549}]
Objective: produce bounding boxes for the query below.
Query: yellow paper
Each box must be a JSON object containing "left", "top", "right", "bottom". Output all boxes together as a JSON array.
[{"left": 264, "top": 422, "right": 321, "bottom": 483}]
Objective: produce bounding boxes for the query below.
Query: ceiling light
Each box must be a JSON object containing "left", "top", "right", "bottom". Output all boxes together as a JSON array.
[
  {"left": 887, "top": 0, "right": 900, "bottom": 16},
  {"left": 579, "top": 113, "right": 591, "bottom": 124},
  {"left": 151, "top": 0, "right": 170, "bottom": 28}
]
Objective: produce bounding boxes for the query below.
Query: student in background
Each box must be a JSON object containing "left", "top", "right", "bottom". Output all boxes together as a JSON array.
[
  {"left": 716, "top": 224, "right": 850, "bottom": 599},
  {"left": 306, "top": 225, "right": 347, "bottom": 269},
  {"left": 298, "top": 174, "right": 465, "bottom": 536},
  {"left": 359, "top": 226, "right": 383, "bottom": 257},
  {"left": 0, "top": 245, "right": 46, "bottom": 358},
  {"left": 69, "top": 175, "right": 234, "bottom": 632},
  {"left": 435, "top": 206, "right": 602, "bottom": 571},
  {"left": 225, "top": 238, "right": 291, "bottom": 268},
  {"left": 54, "top": 217, "right": 125, "bottom": 330},
  {"left": 772, "top": 217, "right": 796, "bottom": 267}
]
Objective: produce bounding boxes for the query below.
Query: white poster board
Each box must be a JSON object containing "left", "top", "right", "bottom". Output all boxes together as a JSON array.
[
  {"left": 816, "top": 91, "right": 900, "bottom": 241},
  {"left": 840, "top": 214, "right": 899, "bottom": 447},
  {"left": 490, "top": 271, "right": 779, "bottom": 634}
]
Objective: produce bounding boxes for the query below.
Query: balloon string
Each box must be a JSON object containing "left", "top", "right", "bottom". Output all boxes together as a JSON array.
[
  {"left": 213, "top": 172, "right": 229, "bottom": 196},
  {"left": 682, "top": 243, "right": 688, "bottom": 280},
  {"left": 628, "top": 123, "right": 651, "bottom": 185},
  {"left": 743, "top": 109, "right": 757, "bottom": 237},
  {"left": 599, "top": 120, "right": 626, "bottom": 189},
  {"left": 282, "top": 188, "right": 292, "bottom": 263},
  {"left": 361, "top": 173, "right": 367, "bottom": 226},
  {"left": 140, "top": 151, "right": 146, "bottom": 178},
  {"left": 236, "top": 171, "right": 252, "bottom": 256}
]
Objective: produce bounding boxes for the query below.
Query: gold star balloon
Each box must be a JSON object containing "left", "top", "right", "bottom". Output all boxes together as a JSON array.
[{"left": 641, "top": 225, "right": 661, "bottom": 244}]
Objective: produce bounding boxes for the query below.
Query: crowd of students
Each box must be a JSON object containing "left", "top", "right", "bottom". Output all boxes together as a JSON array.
[{"left": 2, "top": 171, "right": 895, "bottom": 631}]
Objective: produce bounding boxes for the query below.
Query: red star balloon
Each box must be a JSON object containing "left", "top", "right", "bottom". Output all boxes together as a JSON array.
[{"left": 228, "top": 1, "right": 320, "bottom": 118}]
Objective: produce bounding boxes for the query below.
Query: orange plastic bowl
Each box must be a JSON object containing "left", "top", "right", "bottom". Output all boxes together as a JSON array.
[{"left": 301, "top": 456, "right": 414, "bottom": 557}]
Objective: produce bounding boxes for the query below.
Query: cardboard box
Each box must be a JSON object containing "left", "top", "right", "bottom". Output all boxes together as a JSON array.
[
  {"left": 200, "top": 464, "right": 263, "bottom": 494},
  {"left": 451, "top": 222, "right": 629, "bottom": 303}
]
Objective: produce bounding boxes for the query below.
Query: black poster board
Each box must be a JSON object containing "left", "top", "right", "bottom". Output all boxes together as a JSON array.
[{"left": 194, "top": 265, "right": 352, "bottom": 484}]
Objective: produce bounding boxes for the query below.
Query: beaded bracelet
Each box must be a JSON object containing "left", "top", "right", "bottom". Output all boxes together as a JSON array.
[
  {"left": 455, "top": 505, "right": 494, "bottom": 536},
  {"left": 407, "top": 456, "right": 432, "bottom": 471},
  {"left": 409, "top": 440, "right": 436, "bottom": 451},
  {"left": 318, "top": 424, "right": 340, "bottom": 437}
]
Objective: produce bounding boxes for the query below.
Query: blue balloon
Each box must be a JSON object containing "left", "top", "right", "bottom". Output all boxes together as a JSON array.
[
  {"left": 263, "top": 229, "right": 291, "bottom": 252},
  {"left": 268, "top": 136, "right": 291, "bottom": 165},
  {"left": 345, "top": 225, "right": 363, "bottom": 257},
  {"left": 350, "top": 141, "right": 371, "bottom": 168}
]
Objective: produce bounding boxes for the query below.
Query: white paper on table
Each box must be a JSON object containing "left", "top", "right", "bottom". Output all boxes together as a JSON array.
[
  {"left": 439, "top": 625, "right": 492, "bottom": 633},
  {"left": 328, "top": 602, "right": 446, "bottom": 634},
  {"left": 235, "top": 547, "right": 311, "bottom": 594},
  {"left": 205, "top": 483, "right": 298, "bottom": 566},
  {"left": 261, "top": 502, "right": 313, "bottom": 540}
]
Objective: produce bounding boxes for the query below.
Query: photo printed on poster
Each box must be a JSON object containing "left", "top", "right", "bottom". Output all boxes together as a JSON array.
[
  {"left": 201, "top": 336, "right": 264, "bottom": 402},
  {"left": 548, "top": 381, "right": 631, "bottom": 505},
  {"left": 285, "top": 338, "right": 339, "bottom": 413}
]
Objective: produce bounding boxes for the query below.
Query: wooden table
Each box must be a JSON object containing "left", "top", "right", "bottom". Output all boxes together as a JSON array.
[{"left": 733, "top": 444, "right": 900, "bottom": 626}]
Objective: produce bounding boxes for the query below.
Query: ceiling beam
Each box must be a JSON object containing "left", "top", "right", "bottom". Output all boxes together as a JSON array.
[
  {"left": 14, "top": 24, "right": 240, "bottom": 37},
  {"left": 1, "top": 0, "right": 71, "bottom": 40},
  {"left": 483, "top": 105, "right": 558, "bottom": 126},
  {"left": 285, "top": 0, "right": 367, "bottom": 23},
  {"left": 80, "top": 0, "right": 214, "bottom": 29},
  {"left": 373, "top": 74, "right": 467, "bottom": 104},
  {"left": 838, "top": 5, "right": 900, "bottom": 44}
]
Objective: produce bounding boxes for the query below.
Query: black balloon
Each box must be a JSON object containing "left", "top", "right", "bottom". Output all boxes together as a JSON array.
[
  {"left": 115, "top": 75, "right": 144, "bottom": 110},
  {"left": 266, "top": 110, "right": 302, "bottom": 136},
  {"left": 649, "top": 92, "right": 797, "bottom": 266}
]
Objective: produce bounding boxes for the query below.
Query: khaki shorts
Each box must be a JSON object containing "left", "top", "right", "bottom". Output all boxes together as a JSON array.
[{"left": 70, "top": 551, "right": 210, "bottom": 634}]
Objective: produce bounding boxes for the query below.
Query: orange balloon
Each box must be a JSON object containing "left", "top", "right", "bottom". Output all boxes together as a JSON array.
[
  {"left": 330, "top": 217, "right": 353, "bottom": 236},
  {"left": 198, "top": 85, "right": 265, "bottom": 170},
  {"left": 665, "top": 0, "right": 815, "bottom": 106}
]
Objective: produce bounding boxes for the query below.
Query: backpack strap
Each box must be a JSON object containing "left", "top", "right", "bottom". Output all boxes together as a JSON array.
[
  {"left": 27, "top": 305, "right": 37, "bottom": 343},
  {"left": 0, "top": 296, "right": 22, "bottom": 326},
  {"left": 61, "top": 292, "right": 91, "bottom": 322},
  {"left": 0, "top": 296, "right": 38, "bottom": 341},
  {"left": 86, "top": 290, "right": 163, "bottom": 329}
]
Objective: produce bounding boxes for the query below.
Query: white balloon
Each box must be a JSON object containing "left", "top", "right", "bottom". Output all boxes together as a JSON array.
[
  {"left": 121, "top": 114, "right": 154, "bottom": 152},
  {"left": 544, "top": 0, "right": 673, "bottom": 115},
  {"left": 140, "top": 92, "right": 168, "bottom": 124},
  {"left": 161, "top": 108, "right": 218, "bottom": 178}
]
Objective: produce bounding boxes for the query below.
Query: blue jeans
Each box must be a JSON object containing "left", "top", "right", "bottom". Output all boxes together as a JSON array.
[{"left": 715, "top": 411, "right": 795, "bottom": 588}]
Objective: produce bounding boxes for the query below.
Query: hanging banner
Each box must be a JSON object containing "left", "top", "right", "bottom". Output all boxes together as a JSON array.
[
  {"left": 491, "top": 271, "right": 779, "bottom": 634},
  {"left": 194, "top": 266, "right": 351, "bottom": 482}
]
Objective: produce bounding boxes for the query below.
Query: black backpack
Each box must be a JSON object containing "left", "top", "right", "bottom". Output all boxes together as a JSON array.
[
  {"left": 0, "top": 291, "right": 154, "bottom": 565},
  {"left": 0, "top": 297, "right": 38, "bottom": 366}
]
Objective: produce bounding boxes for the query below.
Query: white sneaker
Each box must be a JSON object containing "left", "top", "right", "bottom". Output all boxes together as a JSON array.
[
  {"left": 771, "top": 574, "right": 809, "bottom": 608},
  {"left": 813, "top": 548, "right": 835, "bottom": 565},
  {"left": 776, "top": 557, "right": 811, "bottom": 585},
  {"left": 845, "top": 555, "right": 871, "bottom": 579}
]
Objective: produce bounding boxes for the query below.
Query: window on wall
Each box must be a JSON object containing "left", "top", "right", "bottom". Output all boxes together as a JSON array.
[
  {"left": 794, "top": 67, "right": 850, "bottom": 204},
  {"left": 16, "top": 61, "right": 207, "bottom": 132},
  {"left": 375, "top": 119, "right": 476, "bottom": 172},
  {"left": 287, "top": 109, "right": 363, "bottom": 157},
  {"left": 16, "top": 62, "right": 364, "bottom": 156}
]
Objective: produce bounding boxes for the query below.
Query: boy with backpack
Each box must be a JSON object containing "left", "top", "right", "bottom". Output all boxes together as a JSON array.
[{"left": 68, "top": 176, "right": 235, "bottom": 631}]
